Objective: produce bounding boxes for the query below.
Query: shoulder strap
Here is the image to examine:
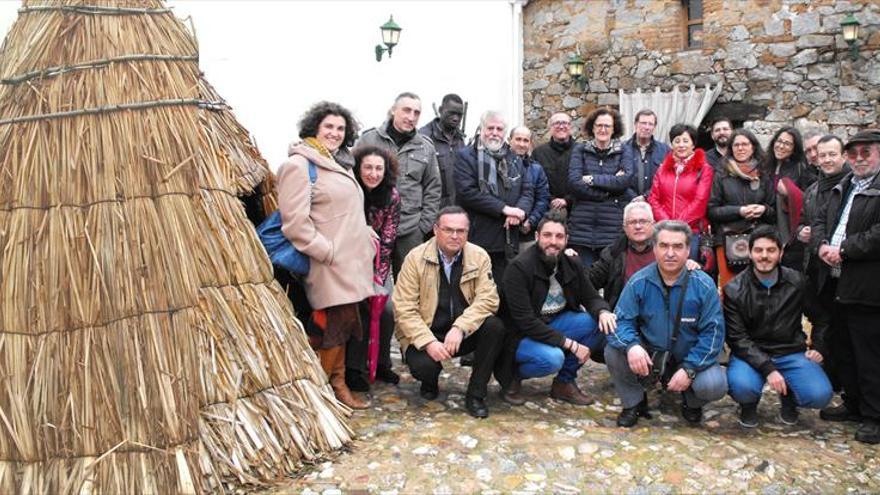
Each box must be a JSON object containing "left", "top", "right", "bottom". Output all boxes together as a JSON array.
[
  {"left": 670, "top": 272, "right": 691, "bottom": 346},
  {"left": 307, "top": 161, "right": 317, "bottom": 184},
  {"left": 306, "top": 160, "right": 317, "bottom": 204}
]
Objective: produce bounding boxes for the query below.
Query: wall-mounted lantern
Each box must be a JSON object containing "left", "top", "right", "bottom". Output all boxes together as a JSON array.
[
  {"left": 375, "top": 16, "right": 402, "bottom": 62},
  {"left": 840, "top": 13, "right": 861, "bottom": 61},
  {"left": 565, "top": 53, "right": 586, "bottom": 90}
]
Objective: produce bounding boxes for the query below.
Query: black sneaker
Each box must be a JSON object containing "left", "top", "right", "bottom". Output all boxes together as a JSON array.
[
  {"left": 375, "top": 366, "right": 400, "bottom": 385},
  {"left": 855, "top": 419, "right": 880, "bottom": 445},
  {"left": 617, "top": 394, "right": 652, "bottom": 428},
  {"left": 779, "top": 395, "right": 799, "bottom": 425},
  {"left": 419, "top": 381, "right": 439, "bottom": 400},
  {"left": 820, "top": 404, "right": 863, "bottom": 423},
  {"left": 681, "top": 400, "right": 703, "bottom": 425},
  {"left": 738, "top": 402, "right": 759, "bottom": 428},
  {"left": 465, "top": 395, "right": 489, "bottom": 418},
  {"left": 345, "top": 369, "right": 370, "bottom": 392}
]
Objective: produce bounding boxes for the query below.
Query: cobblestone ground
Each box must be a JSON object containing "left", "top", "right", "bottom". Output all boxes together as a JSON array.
[{"left": 273, "top": 353, "right": 879, "bottom": 494}]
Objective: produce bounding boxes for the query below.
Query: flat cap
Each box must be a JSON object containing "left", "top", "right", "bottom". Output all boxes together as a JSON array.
[{"left": 845, "top": 128, "right": 880, "bottom": 150}]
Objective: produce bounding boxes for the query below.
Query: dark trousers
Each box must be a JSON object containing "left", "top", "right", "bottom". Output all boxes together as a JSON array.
[
  {"left": 404, "top": 315, "right": 506, "bottom": 399},
  {"left": 812, "top": 278, "right": 838, "bottom": 390},
  {"left": 346, "top": 300, "right": 394, "bottom": 377},
  {"left": 488, "top": 251, "right": 509, "bottom": 287},
  {"left": 392, "top": 229, "right": 425, "bottom": 280},
  {"left": 835, "top": 301, "right": 880, "bottom": 420},
  {"left": 571, "top": 244, "right": 604, "bottom": 269}
]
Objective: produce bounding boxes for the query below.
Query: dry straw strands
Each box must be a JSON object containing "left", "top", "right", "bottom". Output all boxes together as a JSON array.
[{"left": 0, "top": 0, "right": 351, "bottom": 492}]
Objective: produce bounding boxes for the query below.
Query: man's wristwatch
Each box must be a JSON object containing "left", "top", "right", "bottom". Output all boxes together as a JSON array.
[{"left": 683, "top": 367, "right": 696, "bottom": 380}]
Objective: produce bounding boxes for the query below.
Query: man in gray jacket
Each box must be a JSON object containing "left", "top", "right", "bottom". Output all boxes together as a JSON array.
[{"left": 358, "top": 92, "right": 443, "bottom": 276}]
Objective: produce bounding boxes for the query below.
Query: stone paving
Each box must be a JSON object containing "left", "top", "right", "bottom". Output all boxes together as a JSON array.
[{"left": 273, "top": 355, "right": 879, "bottom": 494}]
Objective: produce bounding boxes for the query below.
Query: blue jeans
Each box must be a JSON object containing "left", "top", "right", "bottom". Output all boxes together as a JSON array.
[
  {"left": 727, "top": 353, "right": 833, "bottom": 408},
  {"left": 515, "top": 311, "right": 606, "bottom": 383}
]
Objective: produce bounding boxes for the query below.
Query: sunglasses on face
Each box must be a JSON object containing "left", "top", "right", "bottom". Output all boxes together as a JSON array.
[{"left": 847, "top": 146, "right": 877, "bottom": 161}]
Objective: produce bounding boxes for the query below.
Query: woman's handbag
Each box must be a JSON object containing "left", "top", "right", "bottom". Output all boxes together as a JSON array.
[
  {"left": 257, "top": 161, "right": 317, "bottom": 275},
  {"left": 723, "top": 232, "right": 752, "bottom": 267}
]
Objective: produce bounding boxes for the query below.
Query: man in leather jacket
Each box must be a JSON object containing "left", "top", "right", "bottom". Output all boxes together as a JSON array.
[{"left": 723, "top": 227, "right": 832, "bottom": 428}]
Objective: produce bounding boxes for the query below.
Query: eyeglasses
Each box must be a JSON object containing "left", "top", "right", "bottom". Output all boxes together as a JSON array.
[
  {"left": 774, "top": 140, "right": 794, "bottom": 149},
  {"left": 846, "top": 146, "right": 877, "bottom": 161},
  {"left": 594, "top": 123, "right": 613, "bottom": 130},
  {"left": 625, "top": 219, "right": 652, "bottom": 227},
  {"left": 438, "top": 227, "right": 467, "bottom": 237},
  {"left": 732, "top": 142, "right": 753, "bottom": 148},
  {"left": 550, "top": 121, "right": 571, "bottom": 128}
]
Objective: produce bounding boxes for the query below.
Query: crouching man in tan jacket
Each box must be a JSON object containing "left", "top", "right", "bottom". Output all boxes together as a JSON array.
[{"left": 393, "top": 206, "right": 506, "bottom": 418}]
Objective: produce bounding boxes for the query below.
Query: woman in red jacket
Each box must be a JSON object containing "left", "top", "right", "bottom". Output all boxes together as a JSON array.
[{"left": 647, "top": 124, "right": 714, "bottom": 259}]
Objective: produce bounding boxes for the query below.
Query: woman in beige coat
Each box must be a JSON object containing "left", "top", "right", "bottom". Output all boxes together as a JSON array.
[{"left": 277, "top": 101, "right": 376, "bottom": 409}]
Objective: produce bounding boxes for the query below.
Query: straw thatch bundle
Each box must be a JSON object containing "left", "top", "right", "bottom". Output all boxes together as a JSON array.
[{"left": 0, "top": 0, "right": 352, "bottom": 492}]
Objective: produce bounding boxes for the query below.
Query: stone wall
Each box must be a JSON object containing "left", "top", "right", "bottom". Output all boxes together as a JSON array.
[{"left": 522, "top": 0, "right": 880, "bottom": 142}]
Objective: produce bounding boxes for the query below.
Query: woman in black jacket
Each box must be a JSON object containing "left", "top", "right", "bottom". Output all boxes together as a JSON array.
[
  {"left": 763, "top": 126, "right": 817, "bottom": 270},
  {"left": 708, "top": 129, "right": 776, "bottom": 287}
]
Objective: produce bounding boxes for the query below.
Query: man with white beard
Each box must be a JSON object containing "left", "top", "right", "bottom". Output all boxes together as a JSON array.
[{"left": 455, "top": 111, "right": 534, "bottom": 282}]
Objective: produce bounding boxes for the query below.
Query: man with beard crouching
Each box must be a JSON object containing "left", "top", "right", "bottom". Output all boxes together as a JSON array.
[{"left": 501, "top": 210, "right": 617, "bottom": 406}]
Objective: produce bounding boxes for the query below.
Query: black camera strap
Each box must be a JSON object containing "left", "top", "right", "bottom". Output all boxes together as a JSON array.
[{"left": 670, "top": 271, "right": 691, "bottom": 348}]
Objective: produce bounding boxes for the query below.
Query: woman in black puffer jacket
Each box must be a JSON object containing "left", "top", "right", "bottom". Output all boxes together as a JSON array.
[{"left": 567, "top": 107, "right": 633, "bottom": 267}]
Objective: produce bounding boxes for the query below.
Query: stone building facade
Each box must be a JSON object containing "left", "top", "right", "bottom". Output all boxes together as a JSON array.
[{"left": 522, "top": 0, "right": 880, "bottom": 143}]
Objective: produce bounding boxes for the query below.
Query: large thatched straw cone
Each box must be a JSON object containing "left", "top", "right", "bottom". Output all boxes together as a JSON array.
[
  {"left": 193, "top": 79, "right": 352, "bottom": 491},
  {"left": 0, "top": 1, "right": 350, "bottom": 493}
]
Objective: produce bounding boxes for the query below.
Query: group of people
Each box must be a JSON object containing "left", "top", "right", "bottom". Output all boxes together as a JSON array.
[{"left": 270, "top": 92, "right": 880, "bottom": 446}]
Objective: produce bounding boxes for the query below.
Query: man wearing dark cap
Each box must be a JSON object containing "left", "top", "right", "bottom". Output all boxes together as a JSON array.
[{"left": 812, "top": 129, "right": 880, "bottom": 444}]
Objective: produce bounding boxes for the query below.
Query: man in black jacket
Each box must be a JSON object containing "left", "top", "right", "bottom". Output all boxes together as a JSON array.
[
  {"left": 592, "top": 201, "right": 702, "bottom": 309},
  {"left": 704, "top": 117, "right": 732, "bottom": 174},
  {"left": 454, "top": 111, "right": 533, "bottom": 282},
  {"left": 590, "top": 201, "right": 657, "bottom": 309},
  {"left": 812, "top": 129, "right": 880, "bottom": 444},
  {"left": 419, "top": 94, "right": 466, "bottom": 207},
  {"left": 795, "top": 135, "right": 849, "bottom": 392},
  {"left": 724, "top": 227, "right": 832, "bottom": 428},
  {"left": 532, "top": 112, "right": 575, "bottom": 213},
  {"left": 501, "top": 210, "right": 617, "bottom": 406}
]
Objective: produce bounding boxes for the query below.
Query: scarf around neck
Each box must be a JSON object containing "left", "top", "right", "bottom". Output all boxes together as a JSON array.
[
  {"left": 386, "top": 121, "right": 416, "bottom": 148},
  {"left": 549, "top": 137, "right": 573, "bottom": 153}
]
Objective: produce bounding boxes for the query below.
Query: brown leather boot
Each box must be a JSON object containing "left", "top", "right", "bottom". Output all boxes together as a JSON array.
[
  {"left": 502, "top": 379, "right": 526, "bottom": 406},
  {"left": 328, "top": 345, "right": 370, "bottom": 410},
  {"left": 550, "top": 379, "right": 594, "bottom": 406}
]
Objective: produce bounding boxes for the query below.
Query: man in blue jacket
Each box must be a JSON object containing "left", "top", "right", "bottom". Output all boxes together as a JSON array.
[
  {"left": 454, "top": 111, "right": 533, "bottom": 282},
  {"left": 509, "top": 125, "right": 550, "bottom": 250},
  {"left": 621, "top": 109, "right": 670, "bottom": 199},
  {"left": 607, "top": 220, "right": 727, "bottom": 427}
]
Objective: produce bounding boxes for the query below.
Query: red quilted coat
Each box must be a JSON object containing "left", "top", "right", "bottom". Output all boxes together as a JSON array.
[{"left": 647, "top": 148, "right": 714, "bottom": 233}]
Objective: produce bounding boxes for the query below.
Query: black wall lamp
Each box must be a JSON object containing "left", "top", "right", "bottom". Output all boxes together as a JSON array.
[{"left": 375, "top": 16, "right": 402, "bottom": 62}]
